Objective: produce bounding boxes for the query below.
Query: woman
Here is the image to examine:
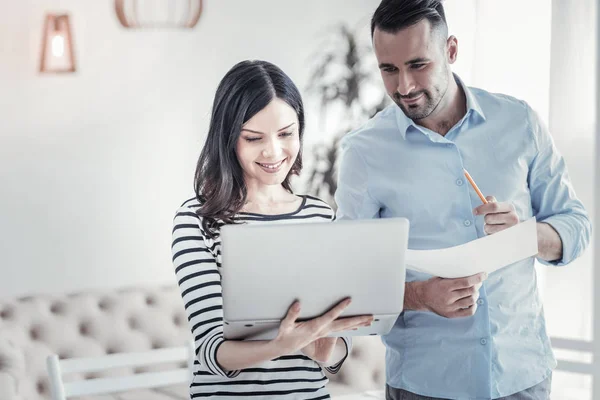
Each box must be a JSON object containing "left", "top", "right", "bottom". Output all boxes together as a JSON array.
[{"left": 172, "top": 60, "right": 373, "bottom": 399}]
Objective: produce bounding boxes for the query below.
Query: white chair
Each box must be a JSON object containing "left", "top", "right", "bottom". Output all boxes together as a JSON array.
[{"left": 46, "top": 340, "right": 195, "bottom": 400}]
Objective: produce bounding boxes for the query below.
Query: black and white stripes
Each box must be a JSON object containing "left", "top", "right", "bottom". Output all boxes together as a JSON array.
[{"left": 172, "top": 195, "right": 351, "bottom": 399}]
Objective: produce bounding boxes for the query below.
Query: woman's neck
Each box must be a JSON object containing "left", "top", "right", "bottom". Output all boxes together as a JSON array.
[
  {"left": 245, "top": 183, "right": 292, "bottom": 205},
  {"left": 241, "top": 181, "right": 301, "bottom": 215}
]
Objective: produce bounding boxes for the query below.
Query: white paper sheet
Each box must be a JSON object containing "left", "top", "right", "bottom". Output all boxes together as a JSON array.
[{"left": 405, "top": 217, "right": 538, "bottom": 278}]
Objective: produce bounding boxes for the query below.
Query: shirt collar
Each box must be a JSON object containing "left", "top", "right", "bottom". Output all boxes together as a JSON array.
[
  {"left": 458, "top": 74, "right": 486, "bottom": 122},
  {"left": 394, "top": 73, "right": 486, "bottom": 140}
]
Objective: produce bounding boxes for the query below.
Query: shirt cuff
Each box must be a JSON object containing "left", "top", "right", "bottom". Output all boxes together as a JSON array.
[
  {"left": 537, "top": 216, "right": 576, "bottom": 266},
  {"left": 324, "top": 337, "right": 351, "bottom": 374},
  {"left": 202, "top": 334, "right": 241, "bottom": 378}
]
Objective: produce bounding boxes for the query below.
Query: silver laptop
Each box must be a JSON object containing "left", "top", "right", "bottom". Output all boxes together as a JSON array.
[{"left": 220, "top": 218, "right": 409, "bottom": 340}]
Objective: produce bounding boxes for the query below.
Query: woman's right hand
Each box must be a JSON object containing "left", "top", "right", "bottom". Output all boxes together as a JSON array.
[{"left": 272, "top": 298, "right": 373, "bottom": 355}]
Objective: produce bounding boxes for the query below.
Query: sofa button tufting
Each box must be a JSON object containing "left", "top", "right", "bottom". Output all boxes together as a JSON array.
[
  {"left": 152, "top": 341, "right": 163, "bottom": 350},
  {"left": 98, "top": 299, "right": 110, "bottom": 311},
  {"left": 0, "top": 308, "right": 13, "bottom": 320},
  {"left": 128, "top": 317, "right": 139, "bottom": 330},
  {"left": 79, "top": 323, "right": 90, "bottom": 336},
  {"left": 173, "top": 315, "right": 183, "bottom": 326},
  {"left": 29, "top": 327, "right": 40, "bottom": 341},
  {"left": 50, "top": 302, "right": 65, "bottom": 314},
  {"left": 372, "top": 371, "right": 381, "bottom": 383}
]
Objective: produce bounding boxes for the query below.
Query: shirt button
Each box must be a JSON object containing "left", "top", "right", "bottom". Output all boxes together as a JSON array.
[
  {"left": 477, "top": 299, "right": 484, "bottom": 305},
  {"left": 456, "top": 179, "right": 464, "bottom": 186},
  {"left": 464, "top": 220, "right": 472, "bottom": 227},
  {"left": 480, "top": 338, "right": 487, "bottom": 345}
]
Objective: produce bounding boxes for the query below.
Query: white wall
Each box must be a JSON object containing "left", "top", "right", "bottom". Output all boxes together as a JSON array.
[
  {"left": 545, "top": 1, "right": 596, "bottom": 398},
  {"left": 445, "top": 0, "right": 552, "bottom": 121},
  {"left": 0, "top": 0, "right": 379, "bottom": 298},
  {"left": 545, "top": 0, "right": 596, "bottom": 343}
]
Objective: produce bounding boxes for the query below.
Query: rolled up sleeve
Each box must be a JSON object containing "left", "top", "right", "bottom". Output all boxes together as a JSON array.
[{"left": 525, "top": 103, "right": 592, "bottom": 266}]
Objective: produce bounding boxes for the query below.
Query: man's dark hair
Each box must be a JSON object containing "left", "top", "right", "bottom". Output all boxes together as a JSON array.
[{"left": 371, "top": 0, "right": 448, "bottom": 39}]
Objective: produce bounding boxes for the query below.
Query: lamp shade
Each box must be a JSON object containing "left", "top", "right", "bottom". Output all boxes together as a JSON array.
[
  {"left": 40, "top": 14, "right": 76, "bottom": 73},
  {"left": 115, "top": 0, "right": 203, "bottom": 29}
]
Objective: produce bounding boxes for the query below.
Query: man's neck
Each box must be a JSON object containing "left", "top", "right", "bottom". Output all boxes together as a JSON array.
[{"left": 417, "top": 76, "right": 467, "bottom": 137}]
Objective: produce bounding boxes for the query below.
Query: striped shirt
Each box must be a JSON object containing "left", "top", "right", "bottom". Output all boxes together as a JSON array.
[{"left": 172, "top": 194, "right": 351, "bottom": 399}]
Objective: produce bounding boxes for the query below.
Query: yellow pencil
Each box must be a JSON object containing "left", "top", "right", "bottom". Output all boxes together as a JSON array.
[{"left": 463, "top": 169, "right": 488, "bottom": 205}]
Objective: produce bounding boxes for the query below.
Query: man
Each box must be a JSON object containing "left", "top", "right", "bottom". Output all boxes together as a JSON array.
[{"left": 334, "top": 0, "right": 592, "bottom": 399}]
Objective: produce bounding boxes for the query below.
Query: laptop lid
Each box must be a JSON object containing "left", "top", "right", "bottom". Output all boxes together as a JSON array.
[{"left": 220, "top": 217, "right": 408, "bottom": 340}]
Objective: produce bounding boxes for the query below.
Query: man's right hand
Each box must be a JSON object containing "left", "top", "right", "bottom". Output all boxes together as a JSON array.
[{"left": 405, "top": 272, "right": 488, "bottom": 318}]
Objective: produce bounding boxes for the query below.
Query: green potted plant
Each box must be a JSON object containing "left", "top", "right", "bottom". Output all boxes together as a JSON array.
[{"left": 301, "top": 23, "right": 388, "bottom": 208}]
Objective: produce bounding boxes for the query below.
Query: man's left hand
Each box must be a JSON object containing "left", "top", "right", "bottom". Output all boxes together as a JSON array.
[{"left": 474, "top": 196, "right": 520, "bottom": 235}]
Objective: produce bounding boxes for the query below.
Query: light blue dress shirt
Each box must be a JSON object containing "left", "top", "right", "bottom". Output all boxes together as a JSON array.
[{"left": 335, "top": 75, "right": 591, "bottom": 399}]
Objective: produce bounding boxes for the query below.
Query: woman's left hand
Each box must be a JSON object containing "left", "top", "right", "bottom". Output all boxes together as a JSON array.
[{"left": 300, "top": 337, "right": 339, "bottom": 363}]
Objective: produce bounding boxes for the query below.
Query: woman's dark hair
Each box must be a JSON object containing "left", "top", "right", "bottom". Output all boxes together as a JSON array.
[
  {"left": 194, "top": 60, "right": 305, "bottom": 239},
  {"left": 371, "top": 0, "right": 447, "bottom": 39}
]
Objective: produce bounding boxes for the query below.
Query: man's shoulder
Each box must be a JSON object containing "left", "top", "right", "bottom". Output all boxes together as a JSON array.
[
  {"left": 469, "top": 86, "right": 530, "bottom": 115},
  {"left": 341, "top": 104, "right": 397, "bottom": 150}
]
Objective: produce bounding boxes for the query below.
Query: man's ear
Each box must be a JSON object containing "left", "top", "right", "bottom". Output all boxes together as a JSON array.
[{"left": 447, "top": 35, "right": 458, "bottom": 64}]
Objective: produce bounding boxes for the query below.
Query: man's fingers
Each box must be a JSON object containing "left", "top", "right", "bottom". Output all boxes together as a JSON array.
[
  {"left": 451, "top": 286, "right": 479, "bottom": 301},
  {"left": 484, "top": 224, "right": 511, "bottom": 235},
  {"left": 464, "top": 272, "right": 487, "bottom": 287},
  {"left": 484, "top": 212, "right": 519, "bottom": 225},
  {"left": 455, "top": 295, "right": 478, "bottom": 309},
  {"left": 448, "top": 305, "right": 478, "bottom": 318},
  {"left": 451, "top": 272, "right": 487, "bottom": 290},
  {"left": 474, "top": 201, "right": 501, "bottom": 215},
  {"left": 476, "top": 202, "right": 510, "bottom": 215},
  {"left": 474, "top": 198, "right": 514, "bottom": 216}
]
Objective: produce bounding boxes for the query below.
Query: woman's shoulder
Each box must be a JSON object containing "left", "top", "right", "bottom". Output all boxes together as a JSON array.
[
  {"left": 297, "top": 194, "right": 336, "bottom": 220},
  {"left": 179, "top": 196, "right": 202, "bottom": 210},
  {"left": 299, "top": 194, "right": 332, "bottom": 208},
  {"left": 176, "top": 196, "right": 227, "bottom": 226},
  {"left": 174, "top": 197, "right": 202, "bottom": 219},
  {"left": 173, "top": 197, "right": 222, "bottom": 246}
]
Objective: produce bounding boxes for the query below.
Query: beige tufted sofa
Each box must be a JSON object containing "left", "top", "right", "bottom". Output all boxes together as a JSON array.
[{"left": 0, "top": 286, "right": 386, "bottom": 400}]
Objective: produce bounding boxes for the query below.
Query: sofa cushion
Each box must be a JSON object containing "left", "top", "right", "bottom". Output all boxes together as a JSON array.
[
  {"left": 0, "top": 287, "right": 190, "bottom": 400},
  {"left": 0, "top": 286, "right": 386, "bottom": 399}
]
